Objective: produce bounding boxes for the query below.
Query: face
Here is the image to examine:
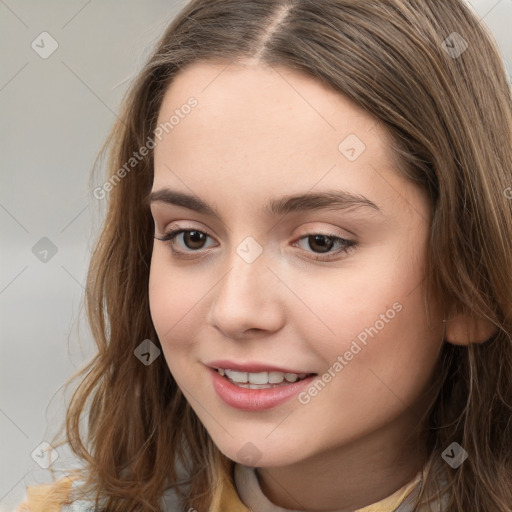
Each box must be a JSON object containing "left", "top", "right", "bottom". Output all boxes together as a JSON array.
[{"left": 148, "top": 60, "right": 445, "bottom": 468}]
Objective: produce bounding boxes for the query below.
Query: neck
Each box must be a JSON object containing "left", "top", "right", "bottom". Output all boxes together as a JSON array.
[{"left": 254, "top": 411, "right": 427, "bottom": 511}]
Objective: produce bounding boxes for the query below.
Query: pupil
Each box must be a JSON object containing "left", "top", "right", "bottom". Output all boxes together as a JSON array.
[
  {"left": 309, "top": 235, "right": 333, "bottom": 253},
  {"left": 185, "top": 231, "right": 205, "bottom": 249}
]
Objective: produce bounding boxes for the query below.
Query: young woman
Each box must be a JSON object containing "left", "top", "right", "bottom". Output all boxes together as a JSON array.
[{"left": 16, "top": 1, "right": 512, "bottom": 511}]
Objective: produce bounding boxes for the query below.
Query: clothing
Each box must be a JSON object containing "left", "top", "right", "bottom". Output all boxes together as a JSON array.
[
  {"left": 14, "top": 462, "right": 450, "bottom": 512},
  {"left": 225, "top": 463, "right": 451, "bottom": 512},
  {"left": 233, "top": 463, "right": 424, "bottom": 512}
]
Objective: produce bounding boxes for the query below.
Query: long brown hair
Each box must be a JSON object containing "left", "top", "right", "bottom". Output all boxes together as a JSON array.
[{"left": 46, "top": 1, "right": 512, "bottom": 510}]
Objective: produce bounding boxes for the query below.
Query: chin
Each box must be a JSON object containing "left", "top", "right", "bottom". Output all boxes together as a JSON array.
[{"left": 212, "top": 433, "right": 311, "bottom": 468}]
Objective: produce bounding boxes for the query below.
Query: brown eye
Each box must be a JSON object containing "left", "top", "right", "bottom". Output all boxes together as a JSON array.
[
  {"left": 306, "top": 235, "right": 335, "bottom": 253},
  {"left": 295, "top": 232, "right": 356, "bottom": 260},
  {"left": 155, "top": 228, "right": 215, "bottom": 255},
  {"left": 181, "top": 230, "right": 208, "bottom": 250}
]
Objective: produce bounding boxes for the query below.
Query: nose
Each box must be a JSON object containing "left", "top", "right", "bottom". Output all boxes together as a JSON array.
[{"left": 206, "top": 243, "right": 286, "bottom": 339}]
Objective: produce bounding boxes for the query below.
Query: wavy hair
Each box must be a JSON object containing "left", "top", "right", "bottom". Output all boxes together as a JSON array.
[{"left": 45, "top": 1, "right": 512, "bottom": 510}]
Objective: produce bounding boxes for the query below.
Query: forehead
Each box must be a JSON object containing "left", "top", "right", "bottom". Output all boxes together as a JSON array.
[
  {"left": 154, "top": 60, "right": 393, "bottom": 160},
  {"left": 152, "top": 60, "right": 422, "bottom": 219}
]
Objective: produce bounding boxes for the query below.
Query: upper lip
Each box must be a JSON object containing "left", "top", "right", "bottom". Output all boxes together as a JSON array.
[{"left": 206, "top": 360, "right": 316, "bottom": 374}]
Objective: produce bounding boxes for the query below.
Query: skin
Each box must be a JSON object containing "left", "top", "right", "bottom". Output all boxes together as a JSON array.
[{"left": 148, "top": 60, "right": 455, "bottom": 511}]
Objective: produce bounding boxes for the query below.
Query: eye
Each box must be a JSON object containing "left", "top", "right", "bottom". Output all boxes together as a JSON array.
[
  {"left": 154, "top": 228, "right": 215, "bottom": 257},
  {"left": 154, "top": 228, "right": 357, "bottom": 261},
  {"left": 293, "top": 233, "right": 356, "bottom": 260}
]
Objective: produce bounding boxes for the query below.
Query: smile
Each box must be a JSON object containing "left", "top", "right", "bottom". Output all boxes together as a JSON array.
[
  {"left": 208, "top": 367, "right": 318, "bottom": 411},
  {"left": 216, "top": 368, "right": 312, "bottom": 388}
]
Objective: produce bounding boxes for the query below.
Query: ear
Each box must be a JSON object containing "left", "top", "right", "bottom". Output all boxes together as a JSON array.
[{"left": 444, "top": 311, "right": 497, "bottom": 345}]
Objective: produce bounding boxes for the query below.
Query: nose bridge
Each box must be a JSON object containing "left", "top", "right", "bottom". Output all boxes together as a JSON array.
[
  {"left": 207, "top": 234, "right": 284, "bottom": 335},
  {"left": 220, "top": 234, "right": 271, "bottom": 303}
]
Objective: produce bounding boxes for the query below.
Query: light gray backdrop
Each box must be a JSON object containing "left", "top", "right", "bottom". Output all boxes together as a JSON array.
[{"left": 1, "top": 0, "right": 511, "bottom": 510}]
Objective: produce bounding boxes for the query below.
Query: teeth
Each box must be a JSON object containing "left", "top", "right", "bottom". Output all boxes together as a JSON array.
[
  {"left": 236, "top": 383, "right": 275, "bottom": 389},
  {"left": 269, "top": 371, "right": 285, "bottom": 384},
  {"left": 248, "top": 372, "right": 269, "bottom": 384},
  {"left": 225, "top": 370, "right": 248, "bottom": 383},
  {"left": 219, "top": 368, "right": 309, "bottom": 385}
]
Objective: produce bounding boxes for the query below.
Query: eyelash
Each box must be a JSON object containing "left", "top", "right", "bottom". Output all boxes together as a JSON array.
[{"left": 154, "top": 227, "right": 357, "bottom": 261}]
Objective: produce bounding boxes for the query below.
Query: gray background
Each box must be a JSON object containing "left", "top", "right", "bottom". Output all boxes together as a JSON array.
[{"left": 1, "top": 1, "right": 511, "bottom": 510}]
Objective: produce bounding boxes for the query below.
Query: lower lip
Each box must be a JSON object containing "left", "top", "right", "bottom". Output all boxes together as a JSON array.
[{"left": 209, "top": 367, "right": 316, "bottom": 411}]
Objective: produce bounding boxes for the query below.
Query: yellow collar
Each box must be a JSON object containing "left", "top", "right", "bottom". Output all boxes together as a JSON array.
[{"left": 220, "top": 466, "right": 423, "bottom": 512}]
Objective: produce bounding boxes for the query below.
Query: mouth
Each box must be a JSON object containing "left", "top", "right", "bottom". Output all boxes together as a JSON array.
[
  {"left": 208, "top": 365, "right": 318, "bottom": 411},
  {"left": 214, "top": 367, "right": 317, "bottom": 389}
]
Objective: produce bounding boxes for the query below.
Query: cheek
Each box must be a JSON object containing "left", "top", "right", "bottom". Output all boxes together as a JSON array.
[
  {"left": 295, "top": 288, "right": 441, "bottom": 439},
  {"left": 148, "top": 260, "right": 202, "bottom": 388},
  {"left": 296, "top": 243, "right": 441, "bottom": 399},
  {"left": 351, "top": 294, "right": 441, "bottom": 419},
  {"left": 148, "top": 251, "right": 201, "bottom": 354},
  {"left": 292, "top": 245, "right": 422, "bottom": 351}
]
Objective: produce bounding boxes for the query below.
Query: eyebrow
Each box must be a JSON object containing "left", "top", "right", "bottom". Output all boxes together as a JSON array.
[{"left": 147, "top": 188, "right": 382, "bottom": 218}]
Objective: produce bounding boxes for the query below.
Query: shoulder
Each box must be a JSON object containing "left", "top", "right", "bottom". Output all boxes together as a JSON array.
[
  {"left": 14, "top": 474, "right": 189, "bottom": 512},
  {"left": 13, "top": 472, "right": 97, "bottom": 512}
]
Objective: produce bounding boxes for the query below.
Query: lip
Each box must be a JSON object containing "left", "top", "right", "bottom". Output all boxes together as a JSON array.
[
  {"left": 207, "top": 366, "right": 317, "bottom": 411},
  {"left": 206, "top": 359, "right": 312, "bottom": 374}
]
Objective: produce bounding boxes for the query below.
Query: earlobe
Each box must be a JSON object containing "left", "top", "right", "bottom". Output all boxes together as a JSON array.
[{"left": 443, "top": 312, "right": 497, "bottom": 345}]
